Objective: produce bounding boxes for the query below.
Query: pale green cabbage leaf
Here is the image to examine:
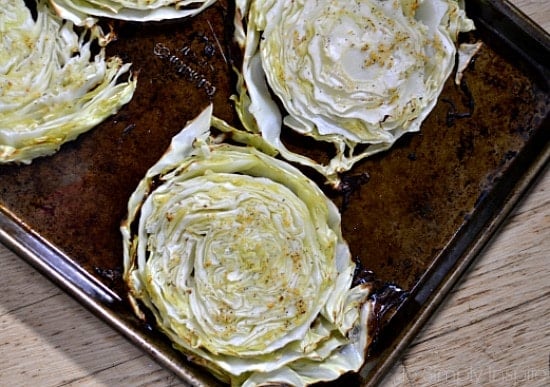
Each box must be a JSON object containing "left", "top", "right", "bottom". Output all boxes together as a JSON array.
[
  {"left": 121, "top": 105, "right": 373, "bottom": 386},
  {"left": 0, "top": 0, "right": 136, "bottom": 164},
  {"left": 49, "top": 0, "right": 217, "bottom": 25},
  {"left": 233, "top": 0, "right": 475, "bottom": 187}
]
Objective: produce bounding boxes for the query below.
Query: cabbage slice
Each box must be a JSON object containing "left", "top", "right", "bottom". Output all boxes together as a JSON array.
[
  {"left": 233, "top": 0, "right": 475, "bottom": 186},
  {"left": 0, "top": 0, "right": 136, "bottom": 164},
  {"left": 49, "top": 0, "right": 217, "bottom": 25},
  {"left": 121, "top": 105, "right": 373, "bottom": 386}
]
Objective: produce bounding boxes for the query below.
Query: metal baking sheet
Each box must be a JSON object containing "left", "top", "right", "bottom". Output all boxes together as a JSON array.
[{"left": 1, "top": 1, "right": 548, "bottom": 386}]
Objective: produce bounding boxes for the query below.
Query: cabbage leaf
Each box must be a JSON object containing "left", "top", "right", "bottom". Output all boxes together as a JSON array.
[
  {"left": 121, "top": 105, "right": 373, "bottom": 386},
  {"left": 0, "top": 0, "right": 136, "bottom": 164},
  {"left": 50, "top": 0, "right": 217, "bottom": 25},
  {"left": 233, "top": 0, "right": 475, "bottom": 186}
]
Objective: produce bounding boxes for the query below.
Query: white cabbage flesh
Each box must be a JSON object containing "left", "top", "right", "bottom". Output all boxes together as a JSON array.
[
  {"left": 122, "top": 105, "right": 373, "bottom": 386},
  {"left": 455, "top": 41, "right": 483, "bottom": 85},
  {"left": 49, "top": 0, "right": 217, "bottom": 25},
  {"left": 233, "top": 0, "right": 475, "bottom": 186},
  {"left": 0, "top": 0, "right": 136, "bottom": 164}
]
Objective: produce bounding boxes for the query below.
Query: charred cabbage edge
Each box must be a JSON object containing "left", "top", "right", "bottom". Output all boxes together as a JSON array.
[{"left": 121, "top": 105, "right": 372, "bottom": 386}]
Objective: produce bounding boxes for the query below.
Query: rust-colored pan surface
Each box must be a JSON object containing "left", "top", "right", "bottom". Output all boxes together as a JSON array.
[{"left": 1, "top": 1, "right": 548, "bottom": 386}]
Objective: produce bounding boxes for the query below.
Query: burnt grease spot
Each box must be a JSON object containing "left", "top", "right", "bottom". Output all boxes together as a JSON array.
[
  {"left": 339, "top": 172, "right": 371, "bottom": 212},
  {"left": 443, "top": 79, "right": 475, "bottom": 127}
]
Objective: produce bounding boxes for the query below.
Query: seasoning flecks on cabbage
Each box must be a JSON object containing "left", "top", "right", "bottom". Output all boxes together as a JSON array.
[
  {"left": 50, "top": 0, "right": 217, "bottom": 25},
  {"left": 121, "top": 105, "right": 373, "bottom": 386},
  {"left": 233, "top": 0, "right": 475, "bottom": 186},
  {"left": 0, "top": 0, "right": 136, "bottom": 164}
]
